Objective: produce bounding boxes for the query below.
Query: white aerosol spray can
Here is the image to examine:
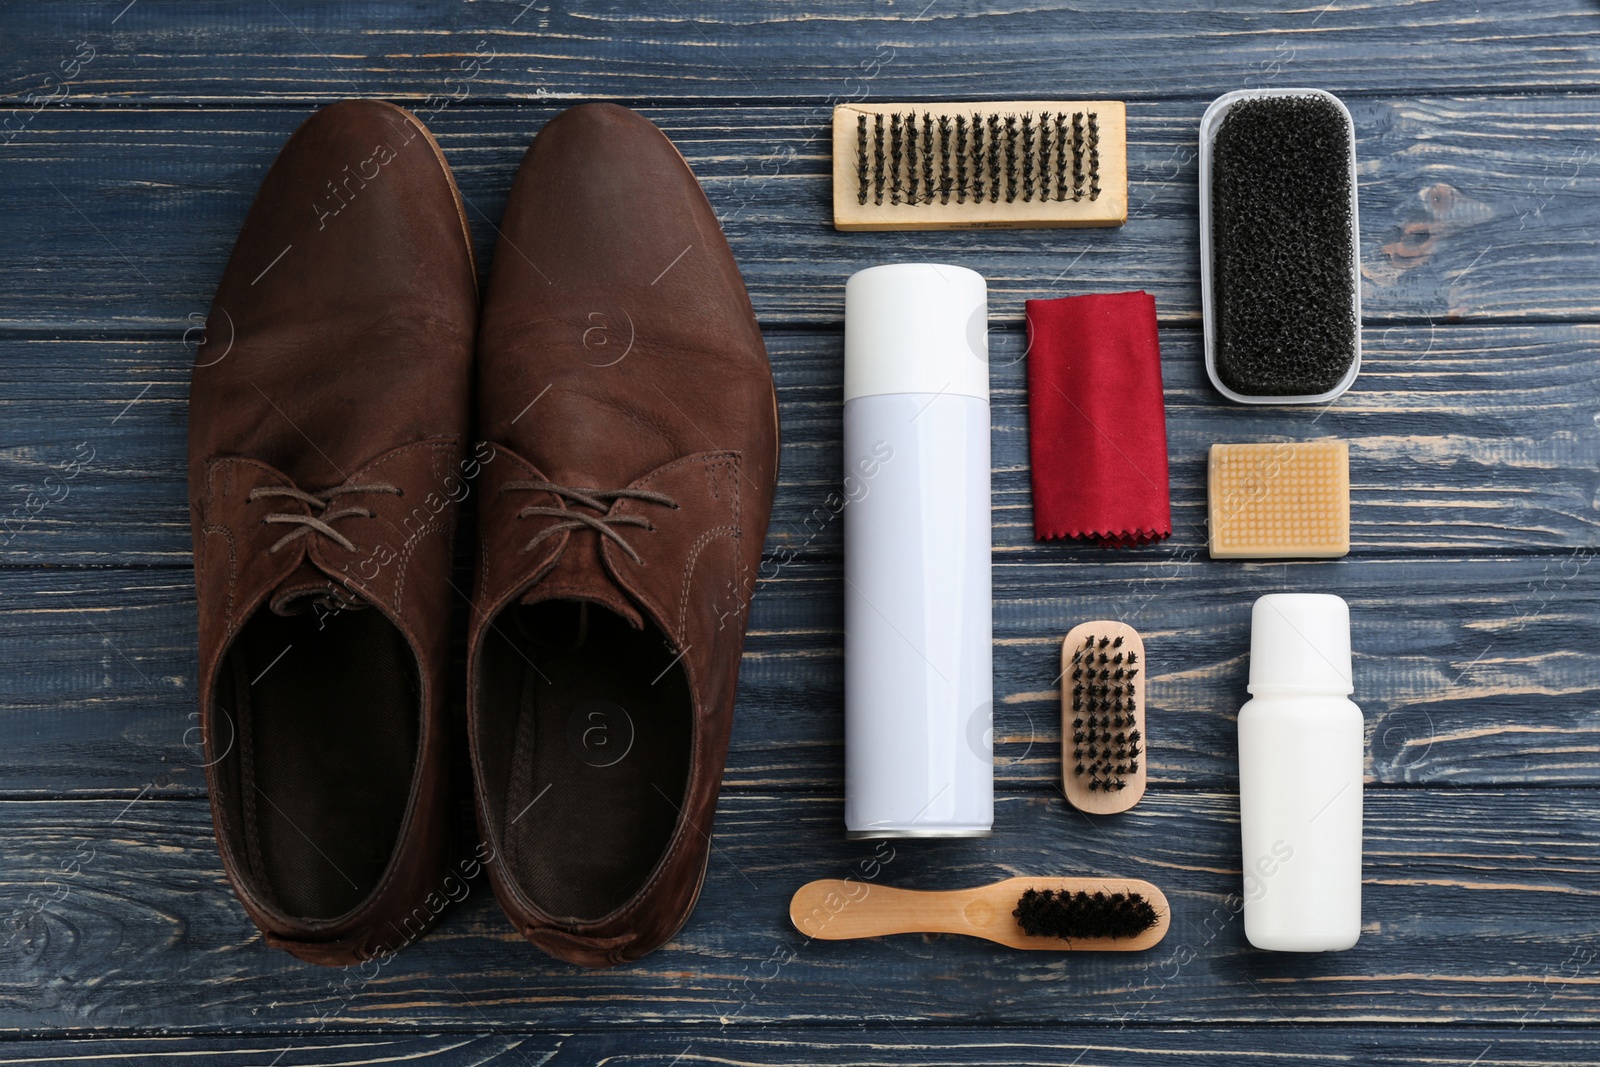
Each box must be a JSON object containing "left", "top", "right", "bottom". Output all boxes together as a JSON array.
[{"left": 843, "top": 263, "right": 993, "bottom": 839}]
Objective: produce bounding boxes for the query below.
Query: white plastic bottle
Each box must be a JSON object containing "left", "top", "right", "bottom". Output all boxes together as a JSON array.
[
  {"left": 1237, "top": 593, "right": 1363, "bottom": 951},
  {"left": 842, "top": 263, "right": 993, "bottom": 839}
]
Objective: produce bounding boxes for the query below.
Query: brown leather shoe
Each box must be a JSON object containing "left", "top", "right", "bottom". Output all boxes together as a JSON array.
[
  {"left": 188, "top": 100, "right": 477, "bottom": 965},
  {"left": 467, "top": 103, "right": 778, "bottom": 967}
]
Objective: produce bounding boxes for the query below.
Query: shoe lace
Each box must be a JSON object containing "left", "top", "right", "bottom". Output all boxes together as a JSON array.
[
  {"left": 248, "top": 483, "right": 401, "bottom": 553},
  {"left": 502, "top": 479, "right": 679, "bottom": 564}
]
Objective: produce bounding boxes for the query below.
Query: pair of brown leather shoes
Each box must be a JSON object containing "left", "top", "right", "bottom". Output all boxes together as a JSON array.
[{"left": 187, "top": 100, "right": 777, "bottom": 968}]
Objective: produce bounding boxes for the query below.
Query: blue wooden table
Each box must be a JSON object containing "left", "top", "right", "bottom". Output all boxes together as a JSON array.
[{"left": 3, "top": 2, "right": 1599, "bottom": 1063}]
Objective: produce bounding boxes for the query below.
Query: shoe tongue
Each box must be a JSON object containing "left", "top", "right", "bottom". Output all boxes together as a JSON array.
[
  {"left": 269, "top": 560, "right": 367, "bottom": 617},
  {"left": 518, "top": 524, "right": 644, "bottom": 629}
]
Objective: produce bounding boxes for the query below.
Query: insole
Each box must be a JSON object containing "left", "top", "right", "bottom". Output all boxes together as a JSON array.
[
  {"left": 222, "top": 607, "right": 418, "bottom": 920},
  {"left": 500, "top": 602, "right": 692, "bottom": 921}
]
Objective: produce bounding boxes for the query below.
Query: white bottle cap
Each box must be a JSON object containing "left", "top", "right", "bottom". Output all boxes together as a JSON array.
[
  {"left": 844, "top": 263, "right": 989, "bottom": 403},
  {"left": 1248, "top": 593, "right": 1353, "bottom": 695}
]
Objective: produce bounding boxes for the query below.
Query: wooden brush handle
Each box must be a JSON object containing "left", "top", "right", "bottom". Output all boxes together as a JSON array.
[
  {"left": 792, "top": 880, "right": 993, "bottom": 940},
  {"left": 789, "top": 875, "right": 1169, "bottom": 951}
]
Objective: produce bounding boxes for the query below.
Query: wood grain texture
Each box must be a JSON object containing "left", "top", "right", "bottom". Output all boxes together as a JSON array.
[
  {"left": 2, "top": 1, "right": 1598, "bottom": 104},
  {"left": 3, "top": 322, "right": 1598, "bottom": 567},
  {"left": 11, "top": 1029, "right": 1600, "bottom": 1066},
  {"left": 3, "top": 94, "right": 1600, "bottom": 331},
  {"left": 1, "top": 553, "right": 1596, "bottom": 799},
  {"left": 3, "top": 0, "right": 1599, "bottom": 1055},
  {"left": 2, "top": 791, "right": 1599, "bottom": 1030}
]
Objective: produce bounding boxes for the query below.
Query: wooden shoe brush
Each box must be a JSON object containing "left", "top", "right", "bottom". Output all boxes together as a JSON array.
[
  {"left": 790, "top": 875, "right": 1169, "bottom": 950},
  {"left": 832, "top": 101, "right": 1127, "bottom": 230},
  {"left": 1063, "top": 620, "right": 1147, "bottom": 815}
]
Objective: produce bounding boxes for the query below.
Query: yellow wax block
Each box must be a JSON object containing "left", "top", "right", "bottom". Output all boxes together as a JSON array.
[{"left": 1208, "top": 440, "right": 1350, "bottom": 559}]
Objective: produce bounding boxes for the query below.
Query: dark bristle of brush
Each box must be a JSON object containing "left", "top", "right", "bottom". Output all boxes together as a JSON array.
[
  {"left": 954, "top": 115, "right": 969, "bottom": 202},
  {"left": 938, "top": 114, "right": 953, "bottom": 203},
  {"left": 1021, "top": 113, "right": 1037, "bottom": 201},
  {"left": 1038, "top": 112, "right": 1053, "bottom": 200},
  {"left": 873, "top": 115, "right": 886, "bottom": 205},
  {"left": 856, "top": 115, "right": 869, "bottom": 205},
  {"left": 986, "top": 114, "right": 1002, "bottom": 203},
  {"left": 908, "top": 111, "right": 921, "bottom": 203},
  {"left": 1088, "top": 112, "right": 1101, "bottom": 200},
  {"left": 1004, "top": 115, "right": 1019, "bottom": 203},
  {"left": 1210, "top": 94, "right": 1355, "bottom": 397},
  {"left": 1054, "top": 113, "right": 1069, "bottom": 201},
  {"left": 967, "top": 114, "right": 981, "bottom": 202},
  {"left": 908, "top": 112, "right": 921, "bottom": 204},
  {"left": 1071, "top": 112, "right": 1085, "bottom": 200},
  {"left": 889, "top": 113, "right": 904, "bottom": 205},
  {"left": 1070, "top": 630, "right": 1142, "bottom": 794},
  {"left": 1013, "top": 887, "right": 1158, "bottom": 940}
]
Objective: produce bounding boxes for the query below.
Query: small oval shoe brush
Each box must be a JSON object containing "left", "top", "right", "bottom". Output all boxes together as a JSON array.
[
  {"left": 790, "top": 875, "right": 1169, "bottom": 951},
  {"left": 1062, "top": 620, "right": 1148, "bottom": 815}
]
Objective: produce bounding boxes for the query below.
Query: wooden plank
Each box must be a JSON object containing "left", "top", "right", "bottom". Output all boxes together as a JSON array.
[
  {"left": 2, "top": 790, "right": 1599, "bottom": 1029},
  {"left": 3, "top": 1, "right": 1597, "bottom": 104},
  {"left": 8, "top": 1028, "right": 1600, "bottom": 1065},
  {"left": 3, "top": 323, "right": 1598, "bottom": 566},
  {"left": 2, "top": 553, "right": 1596, "bottom": 797},
  {"left": 2, "top": 95, "right": 1600, "bottom": 330},
  {"left": 1, "top": 2, "right": 1594, "bottom": 1057}
]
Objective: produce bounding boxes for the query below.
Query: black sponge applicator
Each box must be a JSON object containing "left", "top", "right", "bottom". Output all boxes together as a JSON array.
[{"left": 1203, "top": 91, "right": 1359, "bottom": 402}]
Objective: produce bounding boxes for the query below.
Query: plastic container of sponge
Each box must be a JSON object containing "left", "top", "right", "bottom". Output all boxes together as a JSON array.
[{"left": 1199, "top": 88, "right": 1361, "bottom": 405}]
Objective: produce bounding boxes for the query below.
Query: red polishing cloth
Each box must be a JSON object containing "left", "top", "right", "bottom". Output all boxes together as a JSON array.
[{"left": 1025, "top": 291, "right": 1171, "bottom": 546}]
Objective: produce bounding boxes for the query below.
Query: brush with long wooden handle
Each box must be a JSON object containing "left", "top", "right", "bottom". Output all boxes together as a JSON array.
[{"left": 789, "top": 875, "right": 1170, "bottom": 951}]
